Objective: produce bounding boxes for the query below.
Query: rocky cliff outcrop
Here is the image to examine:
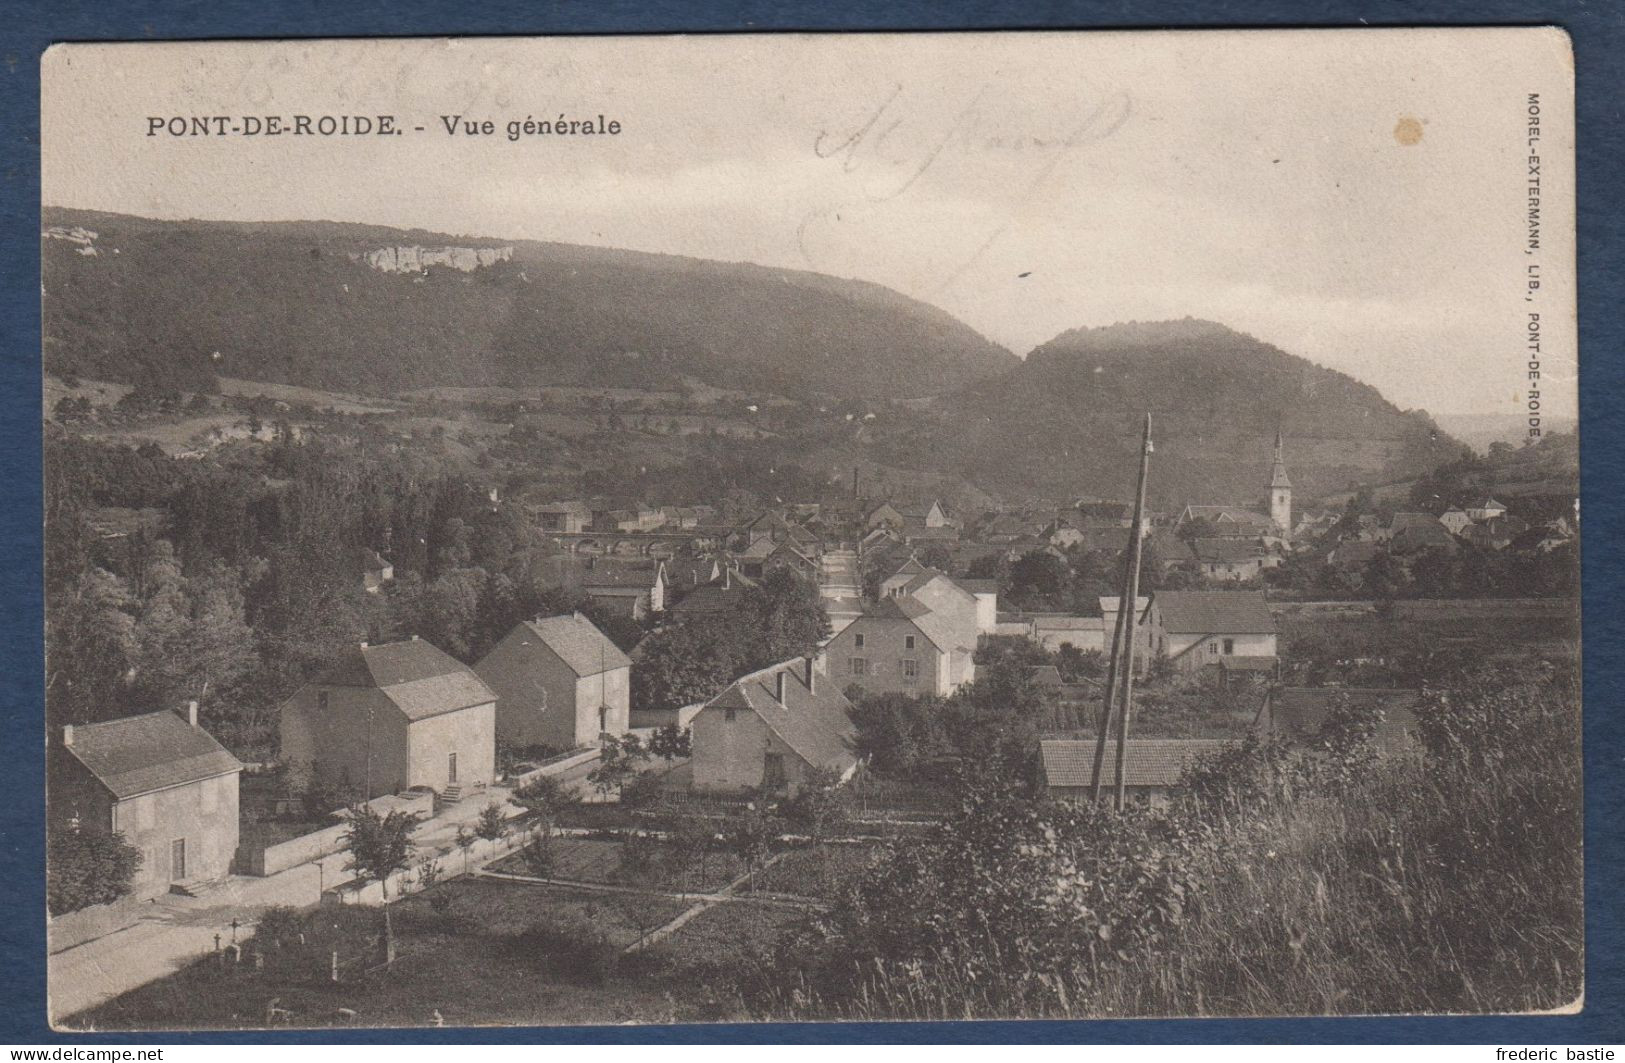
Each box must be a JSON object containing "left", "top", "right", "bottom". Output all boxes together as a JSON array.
[{"left": 360, "top": 245, "right": 513, "bottom": 273}]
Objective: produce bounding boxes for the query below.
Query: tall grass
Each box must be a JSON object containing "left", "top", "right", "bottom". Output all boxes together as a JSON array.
[{"left": 742, "top": 663, "right": 1581, "bottom": 1020}]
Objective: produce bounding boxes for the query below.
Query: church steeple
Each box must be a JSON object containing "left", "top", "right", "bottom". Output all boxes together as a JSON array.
[{"left": 1269, "top": 430, "right": 1293, "bottom": 533}]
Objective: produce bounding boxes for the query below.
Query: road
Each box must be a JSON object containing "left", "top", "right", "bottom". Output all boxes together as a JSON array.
[{"left": 49, "top": 782, "right": 543, "bottom": 1026}]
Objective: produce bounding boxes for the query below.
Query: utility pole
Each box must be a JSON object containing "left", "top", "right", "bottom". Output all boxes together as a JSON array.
[
  {"left": 1089, "top": 567, "right": 1133, "bottom": 804},
  {"left": 1090, "top": 414, "right": 1153, "bottom": 807}
]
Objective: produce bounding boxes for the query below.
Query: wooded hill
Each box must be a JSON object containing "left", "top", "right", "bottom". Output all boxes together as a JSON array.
[
  {"left": 42, "top": 209, "right": 1017, "bottom": 401},
  {"left": 867, "top": 319, "right": 1464, "bottom": 506},
  {"left": 45, "top": 212, "right": 1466, "bottom": 506}
]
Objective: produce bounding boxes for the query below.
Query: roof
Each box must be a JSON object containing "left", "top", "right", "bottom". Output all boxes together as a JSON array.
[
  {"left": 516, "top": 614, "right": 631, "bottom": 677},
  {"left": 1389, "top": 511, "right": 1442, "bottom": 532},
  {"left": 1467, "top": 497, "right": 1507, "bottom": 509},
  {"left": 1191, "top": 538, "right": 1270, "bottom": 563},
  {"left": 1330, "top": 540, "right": 1382, "bottom": 566},
  {"left": 1030, "top": 664, "right": 1065, "bottom": 687},
  {"left": 1033, "top": 615, "right": 1104, "bottom": 632},
  {"left": 1261, "top": 687, "right": 1421, "bottom": 749},
  {"left": 860, "top": 596, "right": 974, "bottom": 653},
  {"left": 1040, "top": 738, "right": 1233, "bottom": 789},
  {"left": 1183, "top": 505, "right": 1275, "bottom": 528},
  {"left": 703, "top": 660, "right": 857, "bottom": 772},
  {"left": 672, "top": 578, "right": 753, "bottom": 616},
  {"left": 580, "top": 561, "right": 663, "bottom": 589},
  {"left": 359, "top": 548, "right": 392, "bottom": 573},
  {"left": 956, "top": 579, "right": 999, "bottom": 594},
  {"left": 1155, "top": 591, "right": 1277, "bottom": 635},
  {"left": 318, "top": 638, "right": 495, "bottom": 721},
  {"left": 64, "top": 710, "right": 242, "bottom": 800}
]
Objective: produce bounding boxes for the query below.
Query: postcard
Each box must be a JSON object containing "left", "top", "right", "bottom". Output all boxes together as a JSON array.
[{"left": 40, "top": 29, "right": 1578, "bottom": 1029}]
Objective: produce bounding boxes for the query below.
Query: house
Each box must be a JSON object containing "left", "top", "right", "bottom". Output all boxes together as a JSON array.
[
  {"left": 1177, "top": 505, "right": 1278, "bottom": 538},
  {"left": 689, "top": 657, "right": 858, "bottom": 794},
  {"left": 671, "top": 568, "right": 757, "bottom": 621},
  {"left": 1153, "top": 591, "right": 1278, "bottom": 674},
  {"left": 1040, "top": 738, "right": 1232, "bottom": 808},
  {"left": 1076, "top": 500, "right": 1134, "bottom": 527},
  {"left": 957, "top": 578, "right": 1000, "bottom": 635},
  {"left": 359, "top": 549, "right": 394, "bottom": 594},
  {"left": 1189, "top": 537, "right": 1274, "bottom": 582},
  {"left": 280, "top": 637, "right": 497, "bottom": 801},
  {"left": 1045, "top": 519, "right": 1087, "bottom": 549},
  {"left": 1327, "top": 539, "right": 1384, "bottom": 574},
  {"left": 825, "top": 596, "right": 977, "bottom": 697},
  {"left": 1464, "top": 497, "right": 1509, "bottom": 522},
  {"left": 51, "top": 703, "right": 243, "bottom": 899},
  {"left": 1031, "top": 614, "right": 1105, "bottom": 654},
  {"left": 1100, "top": 595, "right": 1161, "bottom": 670},
  {"left": 580, "top": 559, "right": 667, "bottom": 618},
  {"left": 1388, "top": 514, "right": 1458, "bottom": 556},
  {"left": 1438, "top": 509, "right": 1475, "bottom": 535},
  {"left": 475, "top": 614, "right": 632, "bottom": 750},
  {"left": 534, "top": 500, "right": 591, "bottom": 534},
  {"left": 1255, "top": 686, "right": 1421, "bottom": 755}
]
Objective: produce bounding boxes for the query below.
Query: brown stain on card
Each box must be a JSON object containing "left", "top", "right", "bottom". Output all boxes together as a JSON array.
[{"left": 1393, "top": 116, "right": 1424, "bottom": 145}]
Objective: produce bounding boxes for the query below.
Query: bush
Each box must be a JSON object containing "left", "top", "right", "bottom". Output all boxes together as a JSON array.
[
  {"left": 509, "top": 914, "right": 621, "bottom": 985},
  {"left": 255, "top": 905, "right": 304, "bottom": 948},
  {"left": 48, "top": 827, "right": 142, "bottom": 915}
]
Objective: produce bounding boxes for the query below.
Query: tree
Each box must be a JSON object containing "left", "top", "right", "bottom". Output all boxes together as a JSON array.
[
  {"left": 723, "top": 806, "right": 780, "bottom": 892},
  {"left": 649, "top": 723, "right": 692, "bottom": 761},
  {"left": 454, "top": 825, "right": 475, "bottom": 874},
  {"left": 340, "top": 803, "right": 417, "bottom": 963},
  {"left": 588, "top": 733, "right": 652, "bottom": 800},
  {"left": 781, "top": 768, "right": 850, "bottom": 892},
  {"left": 512, "top": 774, "right": 580, "bottom": 834},
  {"left": 664, "top": 814, "right": 717, "bottom": 895},
  {"left": 631, "top": 619, "right": 744, "bottom": 713},
  {"left": 474, "top": 801, "right": 508, "bottom": 842},
  {"left": 47, "top": 827, "right": 142, "bottom": 915}
]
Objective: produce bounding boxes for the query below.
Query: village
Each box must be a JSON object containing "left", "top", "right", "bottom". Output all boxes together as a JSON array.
[{"left": 45, "top": 425, "right": 1581, "bottom": 1028}]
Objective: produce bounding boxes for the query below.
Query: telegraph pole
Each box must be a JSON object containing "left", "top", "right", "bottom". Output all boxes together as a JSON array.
[
  {"left": 1090, "top": 414, "right": 1153, "bottom": 807},
  {"left": 1111, "top": 414, "right": 1154, "bottom": 812}
]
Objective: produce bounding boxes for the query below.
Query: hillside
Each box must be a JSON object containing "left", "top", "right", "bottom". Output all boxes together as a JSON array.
[
  {"left": 42, "top": 210, "right": 1017, "bottom": 401},
  {"left": 870, "top": 319, "right": 1464, "bottom": 506}
]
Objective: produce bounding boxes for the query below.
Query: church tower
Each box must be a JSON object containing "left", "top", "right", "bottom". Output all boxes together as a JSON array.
[{"left": 1268, "top": 430, "right": 1293, "bottom": 535}]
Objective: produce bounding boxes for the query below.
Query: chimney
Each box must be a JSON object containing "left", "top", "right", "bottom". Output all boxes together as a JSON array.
[
  {"left": 804, "top": 656, "right": 816, "bottom": 694},
  {"left": 775, "top": 670, "right": 788, "bottom": 704},
  {"left": 62, "top": 724, "right": 73, "bottom": 747},
  {"left": 186, "top": 700, "right": 199, "bottom": 728}
]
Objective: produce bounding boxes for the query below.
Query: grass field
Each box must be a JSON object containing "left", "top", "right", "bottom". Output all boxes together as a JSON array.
[
  {"left": 487, "top": 835, "right": 748, "bottom": 894},
  {"left": 70, "top": 878, "right": 704, "bottom": 1031}
]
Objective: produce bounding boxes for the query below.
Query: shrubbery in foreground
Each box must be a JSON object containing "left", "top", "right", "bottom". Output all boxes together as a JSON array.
[{"left": 741, "top": 662, "right": 1581, "bottom": 1020}]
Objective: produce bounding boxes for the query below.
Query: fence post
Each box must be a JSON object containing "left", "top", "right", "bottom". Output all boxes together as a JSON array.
[{"left": 331, "top": 950, "right": 339, "bottom": 982}]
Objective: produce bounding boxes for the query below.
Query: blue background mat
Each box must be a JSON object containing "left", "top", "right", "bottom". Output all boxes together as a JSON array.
[{"left": 2, "top": 0, "right": 1619, "bottom": 1044}]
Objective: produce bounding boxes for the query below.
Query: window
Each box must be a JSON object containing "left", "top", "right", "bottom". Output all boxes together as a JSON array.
[
  {"left": 1222, "top": 638, "right": 1235, "bottom": 655},
  {"left": 763, "top": 753, "right": 786, "bottom": 789},
  {"left": 1208, "top": 641, "right": 1219, "bottom": 655},
  {"left": 905, "top": 635, "right": 915, "bottom": 650},
  {"left": 901, "top": 659, "right": 919, "bottom": 683},
  {"left": 850, "top": 657, "right": 868, "bottom": 676},
  {"left": 854, "top": 633, "right": 865, "bottom": 649}
]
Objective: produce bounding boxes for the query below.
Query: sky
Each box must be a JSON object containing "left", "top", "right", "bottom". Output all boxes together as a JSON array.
[{"left": 42, "top": 30, "right": 1577, "bottom": 419}]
